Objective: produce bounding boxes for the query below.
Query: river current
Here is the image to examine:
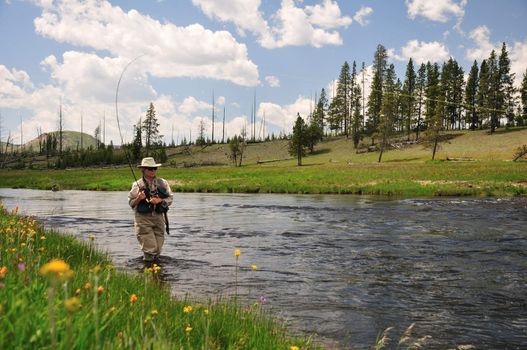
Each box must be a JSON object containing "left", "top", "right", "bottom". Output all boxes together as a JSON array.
[{"left": 0, "top": 189, "right": 526, "bottom": 349}]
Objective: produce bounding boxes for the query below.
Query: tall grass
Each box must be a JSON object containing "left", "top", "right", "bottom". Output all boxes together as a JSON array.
[{"left": 0, "top": 203, "right": 320, "bottom": 349}]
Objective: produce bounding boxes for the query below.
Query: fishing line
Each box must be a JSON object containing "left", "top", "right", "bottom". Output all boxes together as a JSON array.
[{"left": 115, "top": 54, "right": 145, "bottom": 183}]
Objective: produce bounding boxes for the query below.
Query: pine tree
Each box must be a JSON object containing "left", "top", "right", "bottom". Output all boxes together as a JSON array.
[
  {"left": 312, "top": 88, "right": 328, "bottom": 134},
  {"left": 487, "top": 50, "right": 500, "bottom": 133},
  {"left": 465, "top": 60, "right": 479, "bottom": 130},
  {"left": 453, "top": 59, "right": 465, "bottom": 129},
  {"left": 94, "top": 125, "right": 101, "bottom": 149},
  {"left": 521, "top": 69, "right": 527, "bottom": 126},
  {"left": 477, "top": 59, "right": 490, "bottom": 129},
  {"left": 498, "top": 42, "right": 516, "bottom": 126},
  {"left": 196, "top": 118, "right": 207, "bottom": 146},
  {"left": 329, "top": 62, "right": 351, "bottom": 135},
  {"left": 142, "top": 102, "right": 161, "bottom": 154},
  {"left": 289, "top": 114, "right": 308, "bottom": 166},
  {"left": 366, "top": 44, "right": 388, "bottom": 140},
  {"left": 378, "top": 64, "right": 397, "bottom": 162},
  {"left": 442, "top": 58, "right": 464, "bottom": 130},
  {"left": 425, "top": 62, "right": 440, "bottom": 129},
  {"left": 423, "top": 63, "right": 446, "bottom": 160},
  {"left": 402, "top": 58, "right": 416, "bottom": 140},
  {"left": 132, "top": 118, "right": 142, "bottom": 162},
  {"left": 414, "top": 63, "right": 427, "bottom": 140},
  {"left": 350, "top": 61, "right": 362, "bottom": 147}
]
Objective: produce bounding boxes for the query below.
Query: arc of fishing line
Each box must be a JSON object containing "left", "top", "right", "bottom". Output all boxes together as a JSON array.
[{"left": 114, "top": 54, "right": 145, "bottom": 184}]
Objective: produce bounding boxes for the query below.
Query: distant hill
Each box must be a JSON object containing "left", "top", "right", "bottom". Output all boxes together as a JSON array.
[{"left": 23, "top": 131, "right": 99, "bottom": 152}]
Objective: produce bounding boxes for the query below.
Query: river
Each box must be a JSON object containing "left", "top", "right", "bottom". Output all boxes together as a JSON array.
[{"left": 0, "top": 188, "right": 526, "bottom": 349}]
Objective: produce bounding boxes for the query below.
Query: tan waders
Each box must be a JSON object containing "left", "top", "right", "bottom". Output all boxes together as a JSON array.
[{"left": 134, "top": 212, "right": 165, "bottom": 262}]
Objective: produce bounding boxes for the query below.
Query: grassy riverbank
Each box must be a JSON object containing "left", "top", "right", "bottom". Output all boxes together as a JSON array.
[
  {"left": 0, "top": 204, "right": 319, "bottom": 349},
  {"left": 1, "top": 160, "right": 526, "bottom": 197},
  {"left": 1, "top": 128, "right": 526, "bottom": 197}
]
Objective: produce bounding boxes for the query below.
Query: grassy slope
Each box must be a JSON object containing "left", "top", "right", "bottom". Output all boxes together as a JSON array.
[{"left": 170, "top": 128, "right": 527, "bottom": 165}]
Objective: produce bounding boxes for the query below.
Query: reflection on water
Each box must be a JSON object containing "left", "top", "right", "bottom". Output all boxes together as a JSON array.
[{"left": 0, "top": 189, "right": 526, "bottom": 349}]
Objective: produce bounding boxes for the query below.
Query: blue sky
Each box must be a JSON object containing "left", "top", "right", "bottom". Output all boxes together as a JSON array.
[{"left": 0, "top": 0, "right": 526, "bottom": 145}]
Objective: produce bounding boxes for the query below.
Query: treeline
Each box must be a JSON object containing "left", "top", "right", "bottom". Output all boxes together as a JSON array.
[{"left": 291, "top": 42, "right": 527, "bottom": 162}]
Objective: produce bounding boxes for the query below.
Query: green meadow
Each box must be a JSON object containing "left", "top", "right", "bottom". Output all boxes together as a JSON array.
[{"left": 1, "top": 128, "right": 527, "bottom": 198}]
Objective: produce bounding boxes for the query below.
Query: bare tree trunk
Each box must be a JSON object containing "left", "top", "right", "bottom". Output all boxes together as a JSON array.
[
  {"left": 222, "top": 107, "right": 225, "bottom": 144},
  {"left": 378, "top": 132, "right": 386, "bottom": 163},
  {"left": 81, "top": 112, "right": 83, "bottom": 150},
  {"left": 432, "top": 134, "right": 439, "bottom": 160}
]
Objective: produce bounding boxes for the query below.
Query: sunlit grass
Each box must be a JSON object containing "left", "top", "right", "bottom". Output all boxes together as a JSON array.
[
  {"left": 0, "top": 203, "right": 320, "bottom": 349},
  {"left": 1, "top": 160, "right": 526, "bottom": 197}
]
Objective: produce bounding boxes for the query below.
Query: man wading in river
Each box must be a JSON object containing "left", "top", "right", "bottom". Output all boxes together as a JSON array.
[{"left": 128, "top": 157, "right": 173, "bottom": 263}]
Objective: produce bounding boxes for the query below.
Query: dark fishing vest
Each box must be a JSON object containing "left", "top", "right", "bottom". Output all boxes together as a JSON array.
[{"left": 136, "top": 177, "right": 169, "bottom": 214}]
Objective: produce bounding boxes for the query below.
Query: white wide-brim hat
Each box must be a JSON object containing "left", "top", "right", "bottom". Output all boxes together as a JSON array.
[{"left": 137, "top": 157, "right": 162, "bottom": 168}]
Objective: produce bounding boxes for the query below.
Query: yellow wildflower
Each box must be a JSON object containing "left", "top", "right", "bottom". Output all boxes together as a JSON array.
[
  {"left": 185, "top": 325, "right": 192, "bottom": 333},
  {"left": 204, "top": 309, "right": 209, "bottom": 315},
  {"left": 234, "top": 249, "right": 241, "bottom": 257},
  {"left": 290, "top": 346, "right": 300, "bottom": 350},
  {"left": 251, "top": 264, "right": 257, "bottom": 270},
  {"left": 64, "top": 297, "right": 80, "bottom": 312},
  {"left": 183, "top": 305, "right": 193, "bottom": 313},
  {"left": 40, "top": 236, "right": 46, "bottom": 240},
  {"left": 151, "top": 309, "right": 158, "bottom": 317},
  {"left": 39, "top": 259, "right": 72, "bottom": 279}
]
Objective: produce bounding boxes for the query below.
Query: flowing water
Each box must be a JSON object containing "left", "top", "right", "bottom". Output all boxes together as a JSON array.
[{"left": 0, "top": 188, "right": 526, "bottom": 349}]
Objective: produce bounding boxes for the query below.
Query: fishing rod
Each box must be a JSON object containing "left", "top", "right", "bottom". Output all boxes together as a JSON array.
[
  {"left": 114, "top": 55, "right": 171, "bottom": 235},
  {"left": 115, "top": 54, "right": 145, "bottom": 184}
]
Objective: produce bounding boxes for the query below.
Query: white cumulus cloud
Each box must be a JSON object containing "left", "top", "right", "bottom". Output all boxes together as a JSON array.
[
  {"left": 353, "top": 6, "right": 373, "bottom": 27},
  {"left": 510, "top": 40, "right": 527, "bottom": 83},
  {"left": 393, "top": 40, "right": 451, "bottom": 64},
  {"left": 193, "top": 0, "right": 351, "bottom": 49},
  {"left": 257, "top": 96, "right": 313, "bottom": 133},
  {"left": 406, "top": 0, "right": 466, "bottom": 22},
  {"left": 465, "top": 25, "right": 498, "bottom": 62},
  {"left": 33, "top": 0, "right": 259, "bottom": 86},
  {"left": 265, "top": 75, "right": 281, "bottom": 87}
]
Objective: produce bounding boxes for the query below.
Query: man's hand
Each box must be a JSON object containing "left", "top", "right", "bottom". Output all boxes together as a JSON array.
[
  {"left": 135, "top": 191, "right": 146, "bottom": 205},
  {"left": 149, "top": 197, "right": 162, "bottom": 205}
]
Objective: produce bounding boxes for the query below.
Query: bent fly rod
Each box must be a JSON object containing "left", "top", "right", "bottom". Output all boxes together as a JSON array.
[{"left": 115, "top": 54, "right": 145, "bottom": 184}]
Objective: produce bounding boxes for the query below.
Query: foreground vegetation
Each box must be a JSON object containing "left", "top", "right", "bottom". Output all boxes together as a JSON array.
[{"left": 0, "top": 204, "right": 320, "bottom": 349}]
